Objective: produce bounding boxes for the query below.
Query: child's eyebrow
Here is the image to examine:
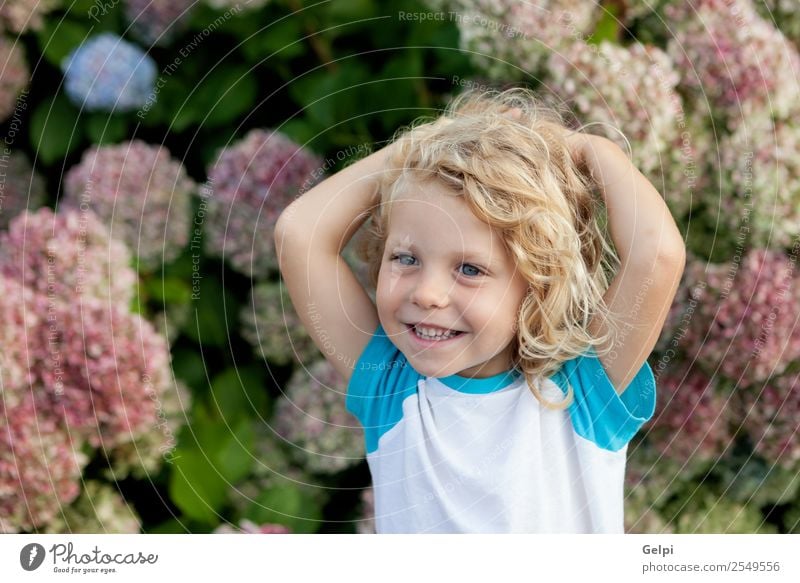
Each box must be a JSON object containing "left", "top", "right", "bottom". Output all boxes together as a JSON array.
[{"left": 389, "top": 241, "right": 495, "bottom": 265}]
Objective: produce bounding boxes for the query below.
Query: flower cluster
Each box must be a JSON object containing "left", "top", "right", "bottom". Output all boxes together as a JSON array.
[
  {"left": 0, "top": 398, "right": 88, "bottom": 534},
  {"left": 240, "top": 281, "right": 320, "bottom": 367},
  {"left": 447, "top": 0, "right": 597, "bottom": 80},
  {"left": 666, "top": 0, "right": 800, "bottom": 126},
  {"left": 0, "top": 151, "right": 46, "bottom": 230},
  {"left": 64, "top": 140, "right": 195, "bottom": 271},
  {"left": 123, "top": 0, "right": 197, "bottom": 46},
  {"left": 547, "top": 40, "right": 682, "bottom": 180},
  {"left": 757, "top": 0, "right": 800, "bottom": 46},
  {"left": 43, "top": 481, "right": 142, "bottom": 534},
  {"left": 671, "top": 490, "right": 776, "bottom": 533},
  {"left": 644, "top": 364, "right": 734, "bottom": 467},
  {"left": 101, "top": 379, "right": 190, "bottom": 480},
  {"left": 204, "top": 129, "right": 322, "bottom": 278},
  {"left": 716, "top": 114, "right": 800, "bottom": 250},
  {"left": 624, "top": 444, "right": 685, "bottom": 534},
  {"left": 61, "top": 33, "right": 157, "bottom": 112},
  {"left": 0, "top": 36, "right": 29, "bottom": 123},
  {"left": 715, "top": 450, "right": 800, "bottom": 507},
  {"left": 0, "top": 208, "right": 180, "bottom": 532},
  {"left": 0, "top": 0, "right": 57, "bottom": 34},
  {"left": 273, "top": 359, "right": 364, "bottom": 474},
  {"left": 27, "top": 295, "right": 173, "bottom": 450},
  {"left": 0, "top": 207, "right": 136, "bottom": 307},
  {"left": 734, "top": 369, "right": 800, "bottom": 469},
  {"left": 665, "top": 250, "right": 800, "bottom": 388}
]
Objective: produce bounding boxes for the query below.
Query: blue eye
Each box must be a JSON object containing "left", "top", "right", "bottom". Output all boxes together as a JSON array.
[
  {"left": 391, "top": 253, "right": 417, "bottom": 266},
  {"left": 460, "top": 264, "right": 483, "bottom": 277}
]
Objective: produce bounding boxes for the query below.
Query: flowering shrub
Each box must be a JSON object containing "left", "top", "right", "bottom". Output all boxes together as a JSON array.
[
  {"left": 63, "top": 140, "right": 195, "bottom": 271},
  {"left": 0, "top": 36, "right": 29, "bottom": 123},
  {"left": 547, "top": 40, "right": 681, "bottom": 180},
  {"left": 240, "top": 281, "right": 320, "bottom": 367},
  {"left": 204, "top": 129, "right": 322, "bottom": 278},
  {"left": 43, "top": 481, "right": 142, "bottom": 534},
  {"left": 666, "top": 0, "right": 800, "bottom": 127},
  {"left": 645, "top": 364, "right": 734, "bottom": 467},
  {"left": 0, "top": 0, "right": 58, "bottom": 34},
  {"left": 734, "top": 369, "right": 800, "bottom": 469},
  {"left": 664, "top": 250, "right": 800, "bottom": 388},
  {"left": 446, "top": 0, "right": 597, "bottom": 81},
  {"left": 0, "top": 207, "right": 136, "bottom": 307},
  {"left": 716, "top": 114, "right": 800, "bottom": 250},
  {"left": 0, "top": 398, "right": 88, "bottom": 534},
  {"left": 123, "top": 0, "right": 197, "bottom": 46},
  {"left": 61, "top": 33, "right": 157, "bottom": 112},
  {"left": 273, "top": 359, "right": 364, "bottom": 474}
]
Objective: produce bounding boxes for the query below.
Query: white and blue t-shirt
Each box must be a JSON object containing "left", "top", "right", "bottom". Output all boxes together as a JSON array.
[{"left": 346, "top": 324, "right": 656, "bottom": 533}]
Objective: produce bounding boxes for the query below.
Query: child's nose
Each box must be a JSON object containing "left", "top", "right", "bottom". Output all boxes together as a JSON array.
[{"left": 410, "top": 269, "right": 451, "bottom": 309}]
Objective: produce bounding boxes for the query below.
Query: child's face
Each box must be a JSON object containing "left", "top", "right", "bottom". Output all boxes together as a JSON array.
[{"left": 376, "top": 179, "right": 530, "bottom": 379}]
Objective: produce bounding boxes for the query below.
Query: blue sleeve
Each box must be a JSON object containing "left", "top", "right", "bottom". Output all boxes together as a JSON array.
[
  {"left": 548, "top": 346, "right": 656, "bottom": 452},
  {"left": 345, "top": 324, "right": 424, "bottom": 454}
]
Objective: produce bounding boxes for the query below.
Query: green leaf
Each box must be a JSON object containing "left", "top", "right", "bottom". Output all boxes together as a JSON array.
[
  {"left": 182, "top": 276, "right": 237, "bottom": 347},
  {"left": 214, "top": 419, "right": 255, "bottom": 484},
  {"left": 208, "top": 366, "right": 268, "bottom": 423},
  {"left": 145, "top": 275, "right": 193, "bottom": 305},
  {"left": 84, "top": 113, "right": 128, "bottom": 145},
  {"left": 168, "top": 448, "right": 229, "bottom": 524},
  {"left": 246, "top": 485, "right": 324, "bottom": 533},
  {"left": 29, "top": 95, "right": 83, "bottom": 165},
  {"left": 37, "top": 19, "right": 90, "bottom": 68},
  {"left": 172, "top": 66, "right": 258, "bottom": 132},
  {"left": 171, "top": 346, "right": 208, "bottom": 392},
  {"left": 241, "top": 16, "right": 305, "bottom": 62},
  {"left": 588, "top": 5, "right": 620, "bottom": 45}
]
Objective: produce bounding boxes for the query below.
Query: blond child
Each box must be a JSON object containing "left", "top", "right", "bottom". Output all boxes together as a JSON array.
[{"left": 274, "top": 88, "right": 685, "bottom": 533}]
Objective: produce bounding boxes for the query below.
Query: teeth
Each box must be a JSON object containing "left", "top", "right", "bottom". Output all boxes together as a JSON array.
[{"left": 414, "top": 325, "right": 457, "bottom": 340}]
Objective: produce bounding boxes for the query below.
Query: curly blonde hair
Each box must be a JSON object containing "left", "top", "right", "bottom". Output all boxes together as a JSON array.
[{"left": 355, "top": 87, "right": 624, "bottom": 410}]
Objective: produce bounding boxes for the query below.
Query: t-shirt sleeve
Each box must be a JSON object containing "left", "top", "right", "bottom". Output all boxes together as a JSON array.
[
  {"left": 345, "top": 324, "right": 423, "bottom": 454},
  {"left": 548, "top": 345, "right": 656, "bottom": 452}
]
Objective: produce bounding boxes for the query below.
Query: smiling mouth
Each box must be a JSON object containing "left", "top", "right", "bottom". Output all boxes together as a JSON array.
[{"left": 406, "top": 323, "right": 466, "bottom": 341}]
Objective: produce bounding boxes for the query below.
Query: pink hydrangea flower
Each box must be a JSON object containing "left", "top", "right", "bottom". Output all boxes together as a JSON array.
[
  {"left": 240, "top": 281, "right": 320, "bottom": 367},
  {"left": 27, "top": 296, "right": 174, "bottom": 450},
  {"left": 447, "top": 0, "right": 597, "bottom": 80},
  {"left": 0, "top": 398, "right": 88, "bottom": 533},
  {"left": 667, "top": 0, "right": 800, "bottom": 126},
  {"left": 123, "top": 0, "right": 197, "bottom": 46},
  {"left": 663, "top": 250, "right": 800, "bottom": 388},
  {"left": 0, "top": 0, "right": 58, "bottom": 34},
  {"left": 273, "top": 359, "right": 364, "bottom": 474},
  {"left": 204, "top": 129, "right": 322, "bottom": 278},
  {"left": 716, "top": 114, "right": 800, "bottom": 250},
  {"left": 734, "top": 369, "right": 800, "bottom": 468},
  {"left": 64, "top": 140, "right": 195, "bottom": 272},
  {"left": 0, "top": 36, "right": 29, "bottom": 123},
  {"left": 645, "top": 364, "right": 734, "bottom": 466},
  {"left": 0, "top": 207, "right": 137, "bottom": 307},
  {"left": 547, "top": 40, "right": 682, "bottom": 179}
]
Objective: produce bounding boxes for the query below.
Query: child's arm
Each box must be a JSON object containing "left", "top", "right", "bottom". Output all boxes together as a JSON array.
[
  {"left": 566, "top": 133, "right": 686, "bottom": 395},
  {"left": 274, "top": 146, "right": 391, "bottom": 383}
]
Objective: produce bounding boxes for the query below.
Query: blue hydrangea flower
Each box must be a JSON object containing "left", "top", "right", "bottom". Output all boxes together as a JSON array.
[{"left": 61, "top": 33, "right": 156, "bottom": 112}]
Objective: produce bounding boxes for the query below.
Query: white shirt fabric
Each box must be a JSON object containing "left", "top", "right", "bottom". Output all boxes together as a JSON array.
[{"left": 346, "top": 324, "right": 656, "bottom": 533}]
